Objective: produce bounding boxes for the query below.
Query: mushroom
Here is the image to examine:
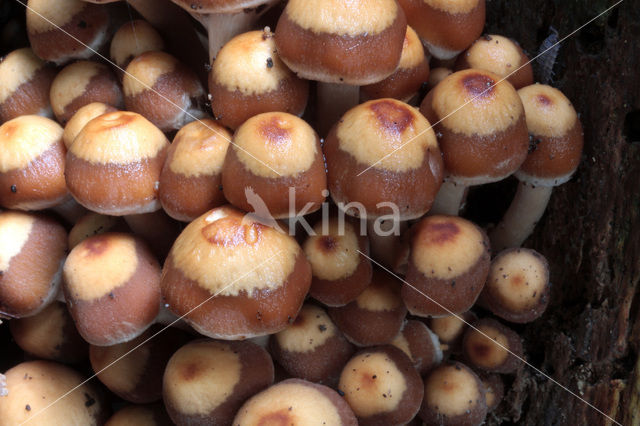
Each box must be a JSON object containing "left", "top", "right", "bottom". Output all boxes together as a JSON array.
[
  {"left": 462, "top": 318, "right": 523, "bottom": 374},
  {"left": 62, "top": 102, "right": 118, "bottom": 149},
  {"left": 428, "top": 311, "right": 478, "bottom": 354},
  {"left": 390, "top": 319, "right": 443, "bottom": 375},
  {"left": 123, "top": 210, "right": 181, "bottom": 261},
  {"left": 490, "top": 83, "right": 584, "bottom": 250},
  {"left": 426, "top": 67, "right": 453, "bottom": 90},
  {"left": 68, "top": 211, "right": 127, "bottom": 249},
  {"left": 104, "top": 403, "right": 173, "bottom": 426},
  {"left": 109, "top": 19, "right": 165, "bottom": 75},
  {"left": 479, "top": 373, "right": 505, "bottom": 412}
]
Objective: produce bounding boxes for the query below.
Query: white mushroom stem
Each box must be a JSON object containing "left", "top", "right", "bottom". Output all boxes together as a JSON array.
[
  {"left": 0, "top": 373, "right": 7, "bottom": 396},
  {"left": 367, "top": 218, "right": 406, "bottom": 268},
  {"left": 428, "top": 181, "right": 467, "bottom": 216},
  {"left": 490, "top": 182, "right": 553, "bottom": 251},
  {"left": 317, "top": 82, "right": 360, "bottom": 137}
]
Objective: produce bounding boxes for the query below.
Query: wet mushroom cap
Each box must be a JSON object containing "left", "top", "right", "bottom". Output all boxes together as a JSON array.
[
  {"left": 0, "top": 115, "right": 68, "bottom": 210},
  {"left": 480, "top": 247, "right": 550, "bottom": 323},
  {"left": 63, "top": 232, "right": 162, "bottom": 346},
  {"left": 163, "top": 339, "right": 274, "bottom": 425},
  {"left": 338, "top": 345, "right": 423, "bottom": 425},
  {"left": 160, "top": 205, "right": 311, "bottom": 339},
  {"left": 391, "top": 319, "right": 443, "bottom": 375},
  {"left": 403, "top": 215, "right": 490, "bottom": 317},
  {"left": 462, "top": 318, "right": 523, "bottom": 374},
  {"left": 234, "top": 378, "right": 358, "bottom": 425},
  {"left": 324, "top": 98, "right": 443, "bottom": 220},
  {"left": 209, "top": 29, "right": 309, "bottom": 130},
  {"left": 420, "top": 361, "right": 487, "bottom": 426},
  {"left": 62, "top": 102, "right": 118, "bottom": 149},
  {"left": 159, "top": 118, "right": 231, "bottom": 222},
  {"left": 0, "top": 47, "right": 56, "bottom": 122},
  {"left": 65, "top": 110, "right": 169, "bottom": 215},
  {"left": 0, "top": 210, "right": 67, "bottom": 318},
  {"left": 274, "top": 0, "right": 407, "bottom": 84}
]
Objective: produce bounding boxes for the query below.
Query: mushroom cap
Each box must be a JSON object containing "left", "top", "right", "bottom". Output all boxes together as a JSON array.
[
  {"left": 110, "top": 20, "right": 165, "bottom": 70},
  {"left": 427, "top": 67, "right": 453, "bottom": 90},
  {"left": 163, "top": 339, "right": 274, "bottom": 425},
  {"left": 0, "top": 115, "right": 68, "bottom": 210},
  {"left": 159, "top": 118, "right": 231, "bottom": 222},
  {"left": 479, "top": 373, "right": 504, "bottom": 412},
  {"left": 66, "top": 110, "right": 169, "bottom": 215},
  {"left": 62, "top": 102, "right": 118, "bottom": 149},
  {"left": 391, "top": 319, "right": 443, "bottom": 375},
  {"left": 209, "top": 29, "right": 309, "bottom": 130},
  {"left": 325, "top": 98, "right": 443, "bottom": 220},
  {"left": 462, "top": 318, "right": 523, "bottom": 374},
  {"left": 428, "top": 311, "right": 477, "bottom": 353},
  {"left": 0, "top": 210, "right": 67, "bottom": 318},
  {"left": 171, "top": 0, "right": 273, "bottom": 14},
  {"left": 0, "top": 360, "right": 108, "bottom": 425},
  {"left": 419, "top": 68, "right": 529, "bottom": 185},
  {"left": 274, "top": 0, "right": 407, "bottom": 84},
  {"left": 68, "top": 212, "right": 126, "bottom": 249},
  {"left": 403, "top": 215, "right": 490, "bottom": 317},
  {"left": 161, "top": 205, "right": 311, "bottom": 339},
  {"left": 0, "top": 47, "right": 56, "bottom": 122},
  {"left": 63, "top": 232, "right": 162, "bottom": 346},
  {"left": 338, "top": 345, "right": 423, "bottom": 425},
  {"left": 234, "top": 378, "right": 358, "bottom": 425},
  {"left": 479, "top": 247, "right": 550, "bottom": 323},
  {"left": 104, "top": 403, "right": 173, "bottom": 426},
  {"left": 515, "top": 84, "right": 584, "bottom": 186}
]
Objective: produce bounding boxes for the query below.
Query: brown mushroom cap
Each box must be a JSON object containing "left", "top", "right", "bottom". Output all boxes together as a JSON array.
[
  {"left": 159, "top": 118, "right": 231, "bottom": 222},
  {"left": 234, "top": 378, "right": 358, "bottom": 425},
  {"left": 26, "top": 0, "right": 110, "bottom": 65},
  {"left": 0, "top": 48, "right": 56, "bottom": 123},
  {"left": 209, "top": 28, "right": 309, "bottom": 130},
  {"left": 221, "top": 111, "right": 327, "bottom": 219},
  {"left": 163, "top": 339, "right": 274, "bottom": 425},
  {"left": 303, "top": 217, "right": 372, "bottom": 307},
  {"left": 479, "top": 373, "right": 504, "bottom": 412},
  {"left": 63, "top": 232, "right": 162, "bottom": 346},
  {"left": 338, "top": 345, "right": 423, "bottom": 425},
  {"left": 0, "top": 211, "right": 67, "bottom": 318},
  {"left": 325, "top": 98, "right": 443, "bottom": 220},
  {"left": 462, "top": 318, "right": 523, "bottom": 374},
  {"left": 66, "top": 110, "right": 169, "bottom": 215},
  {"left": 275, "top": 0, "right": 406, "bottom": 85},
  {"left": 479, "top": 248, "right": 550, "bottom": 323},
  {"left": 62, "top": 102, "right": 118, "bottom": 149},
  {"left": 397, "top": 0, "right": 485, "bottom": 59},
  {"left": 391, "top": 319, "right": 443, "bottom": 375},
  {"left": 269, "top": 303, "right": 355, "bottom": 386},
  {"left": 427, "top": 67, "right": 453, "bottom": 90},
  {"left": 105, "top": 403, "right": 173, "bottom": 426},
  {"left": 0, "top": 115, "right": 69, "bottom": 211},
  {"left": 455, "top": 34, "right": 534, "bottom": 89},
  {"left": 171, "top": 0, "right": 273, "bottom": 13},
  {"left": 420, "top": 361, "right": 487, "bottom": 426},
  {"left": 110, "top": 20, "right": 165, "bottom": 71},
  {"left": 68, "top": 212, "right": 127, "bottom": 249},
  {"left": 428, "top": 311, "right": 477, "bottom": 354},
  {"left": 0, "top": 360, "right": 108, "bottom": 425},
  {"left": 10, "top": 301, "right": 88, "bottom": 364},
  {"left": 161, "top": 205, "right": 311, "bottom": 339},
  {"left": 403, "top": 215, "right": 490, "bottom": 317}
]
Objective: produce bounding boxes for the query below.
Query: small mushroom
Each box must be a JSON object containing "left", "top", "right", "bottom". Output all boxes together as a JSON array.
[
  {"left": 109, "top": 19, "right": 165, "bottom": 75},
  {"left": 104, "top": 403, "right": 173, "bottom": 426},
  {"left": 390, "top": 319, "right": 443, "bottom": 375},
  {"left": 62, "top": 102, "right": 118, "bottom": 149},
  {"left": 428, "top": 310, "right": 478, "bottom": 354},
  {"left": 462, "top": 318, "right": 523, "bottom": 374}
]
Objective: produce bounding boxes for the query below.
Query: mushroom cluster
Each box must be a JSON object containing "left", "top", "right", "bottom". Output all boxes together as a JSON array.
[{"left": 0, "top": 0, "right": 584, "bottom": 424}]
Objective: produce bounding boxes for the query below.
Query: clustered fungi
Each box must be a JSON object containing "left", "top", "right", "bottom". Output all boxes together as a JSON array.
[{"left": 0, "top": 0, "right": 583, "bottom": 424}]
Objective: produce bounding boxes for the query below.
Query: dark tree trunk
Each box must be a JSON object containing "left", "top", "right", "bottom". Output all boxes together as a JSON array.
[{"left": 482, "top": 1, "right": 640, "bottom": 425}]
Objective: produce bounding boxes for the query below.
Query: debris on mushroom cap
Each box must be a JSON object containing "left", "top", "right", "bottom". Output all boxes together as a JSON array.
[
  {"left": 391, "top": 319, "right": 443, "bottom": 375},
  {"left": 62, "top": 102, "right": 118, "bottom": 149},
  {"left": 110, "top": 19, "right": 165, "bottom": 71},
  {"left": 338, "top": 345, "right": 423, "bottom": 425},
  {"left": 462, "top": 318, "right": 523, "bottom": 374},
  {"left": 234, "top": 378, "right": 358, "bottom": 425}
]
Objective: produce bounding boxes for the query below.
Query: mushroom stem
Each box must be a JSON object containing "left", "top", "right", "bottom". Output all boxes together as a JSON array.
[
  {"left": 317, "top": 82, "right": 360, "bottom": 136},
  {"left": 490, "top": 182, "right": 553, "bottom": 251},
  {"left": 367, "top": 218, "right": 406, "bottom": 268},
  {"left": 428, "top": 180, "right": 466, "bottom": 215}
]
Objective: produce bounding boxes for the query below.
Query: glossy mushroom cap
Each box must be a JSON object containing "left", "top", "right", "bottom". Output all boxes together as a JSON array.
[
  {"left": 420, "top": 361, "right": 487, "bottom": 426},
  {"left": 403, "top": 215, "right": 490, "bottom": 317},
  {"left": 420, "top": 69, "right": 529, "bottom": 185},
  {"left": 163, "top": 339, "right": 274, "bottom": 425},
  {"left": 269, "top": 303, "right": 355, "bottom": 386},
  {"left": 455, "top": 34, "right": 534, "bottom": 89},
  {"left": 0, "top": 48, "right": 56, "bottom": 122},
  {"left": 397, "top": 0, "right": 485, "bottom": 59},
  {"left": 0, "top": 360, "right": 108, "bottom": 425},
  {"left": 63, "top": 232, "right": 162, "bottom": 346},
  {"left": 159, "top": 119, "right": 231, "bottom": 222},
  {"left": 462, "top": 318, "right": 523, "bottom": 374},
  {"left": 110, "top": 20, "right": 165, "bottom": 72},
  {"left": 480, "top": 248, "right": 550, "bottom": 323},
  {"left": 0, "top": 211, "right": 67, "bottom": 318},
  {"left": 209, "top": 28, "right": 309, "bottom": 130},
  {"left": 391, "top": 319, "right": 443, "bottom": 375},
  {"left": 221, "top": 111, "right": 326, "bottom": 218},
  {"left": 50, "top": 60, "right": 123, "bottom": 125},
  {"left": 338, "top": 345, "right": 423, "bottom": 425},
  {"left": 234, "top": 378, "right": 358, "bottom": 425},
  {"left": 161, "top": 205, "right": 312, "bottom": 339},
  {"left": 26, "top": 0, "right": 109, "bottom": 65},
  {"left": 68, "top": 212, "right": 126, "bottom": 249},
  {"left": 303, "top": 217, "right": 372, "bottom": 307},
  {"left": 0, "top": 115, "right": 68, "bottom": 210},
  {"left": 325, "top": 98, "right": 443, "bottom": 220},
  {"left": 275, "top": 0, "right": 407, "bottom": 84},
  {"left": 123, "top": 51, "right": 206, "bottom": 132},
  {"left": 66, "top": 110, "right": 169, "bottom": 215},
  {"left": 62, "top": 102, "right": 118, "bottom": 149}
]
